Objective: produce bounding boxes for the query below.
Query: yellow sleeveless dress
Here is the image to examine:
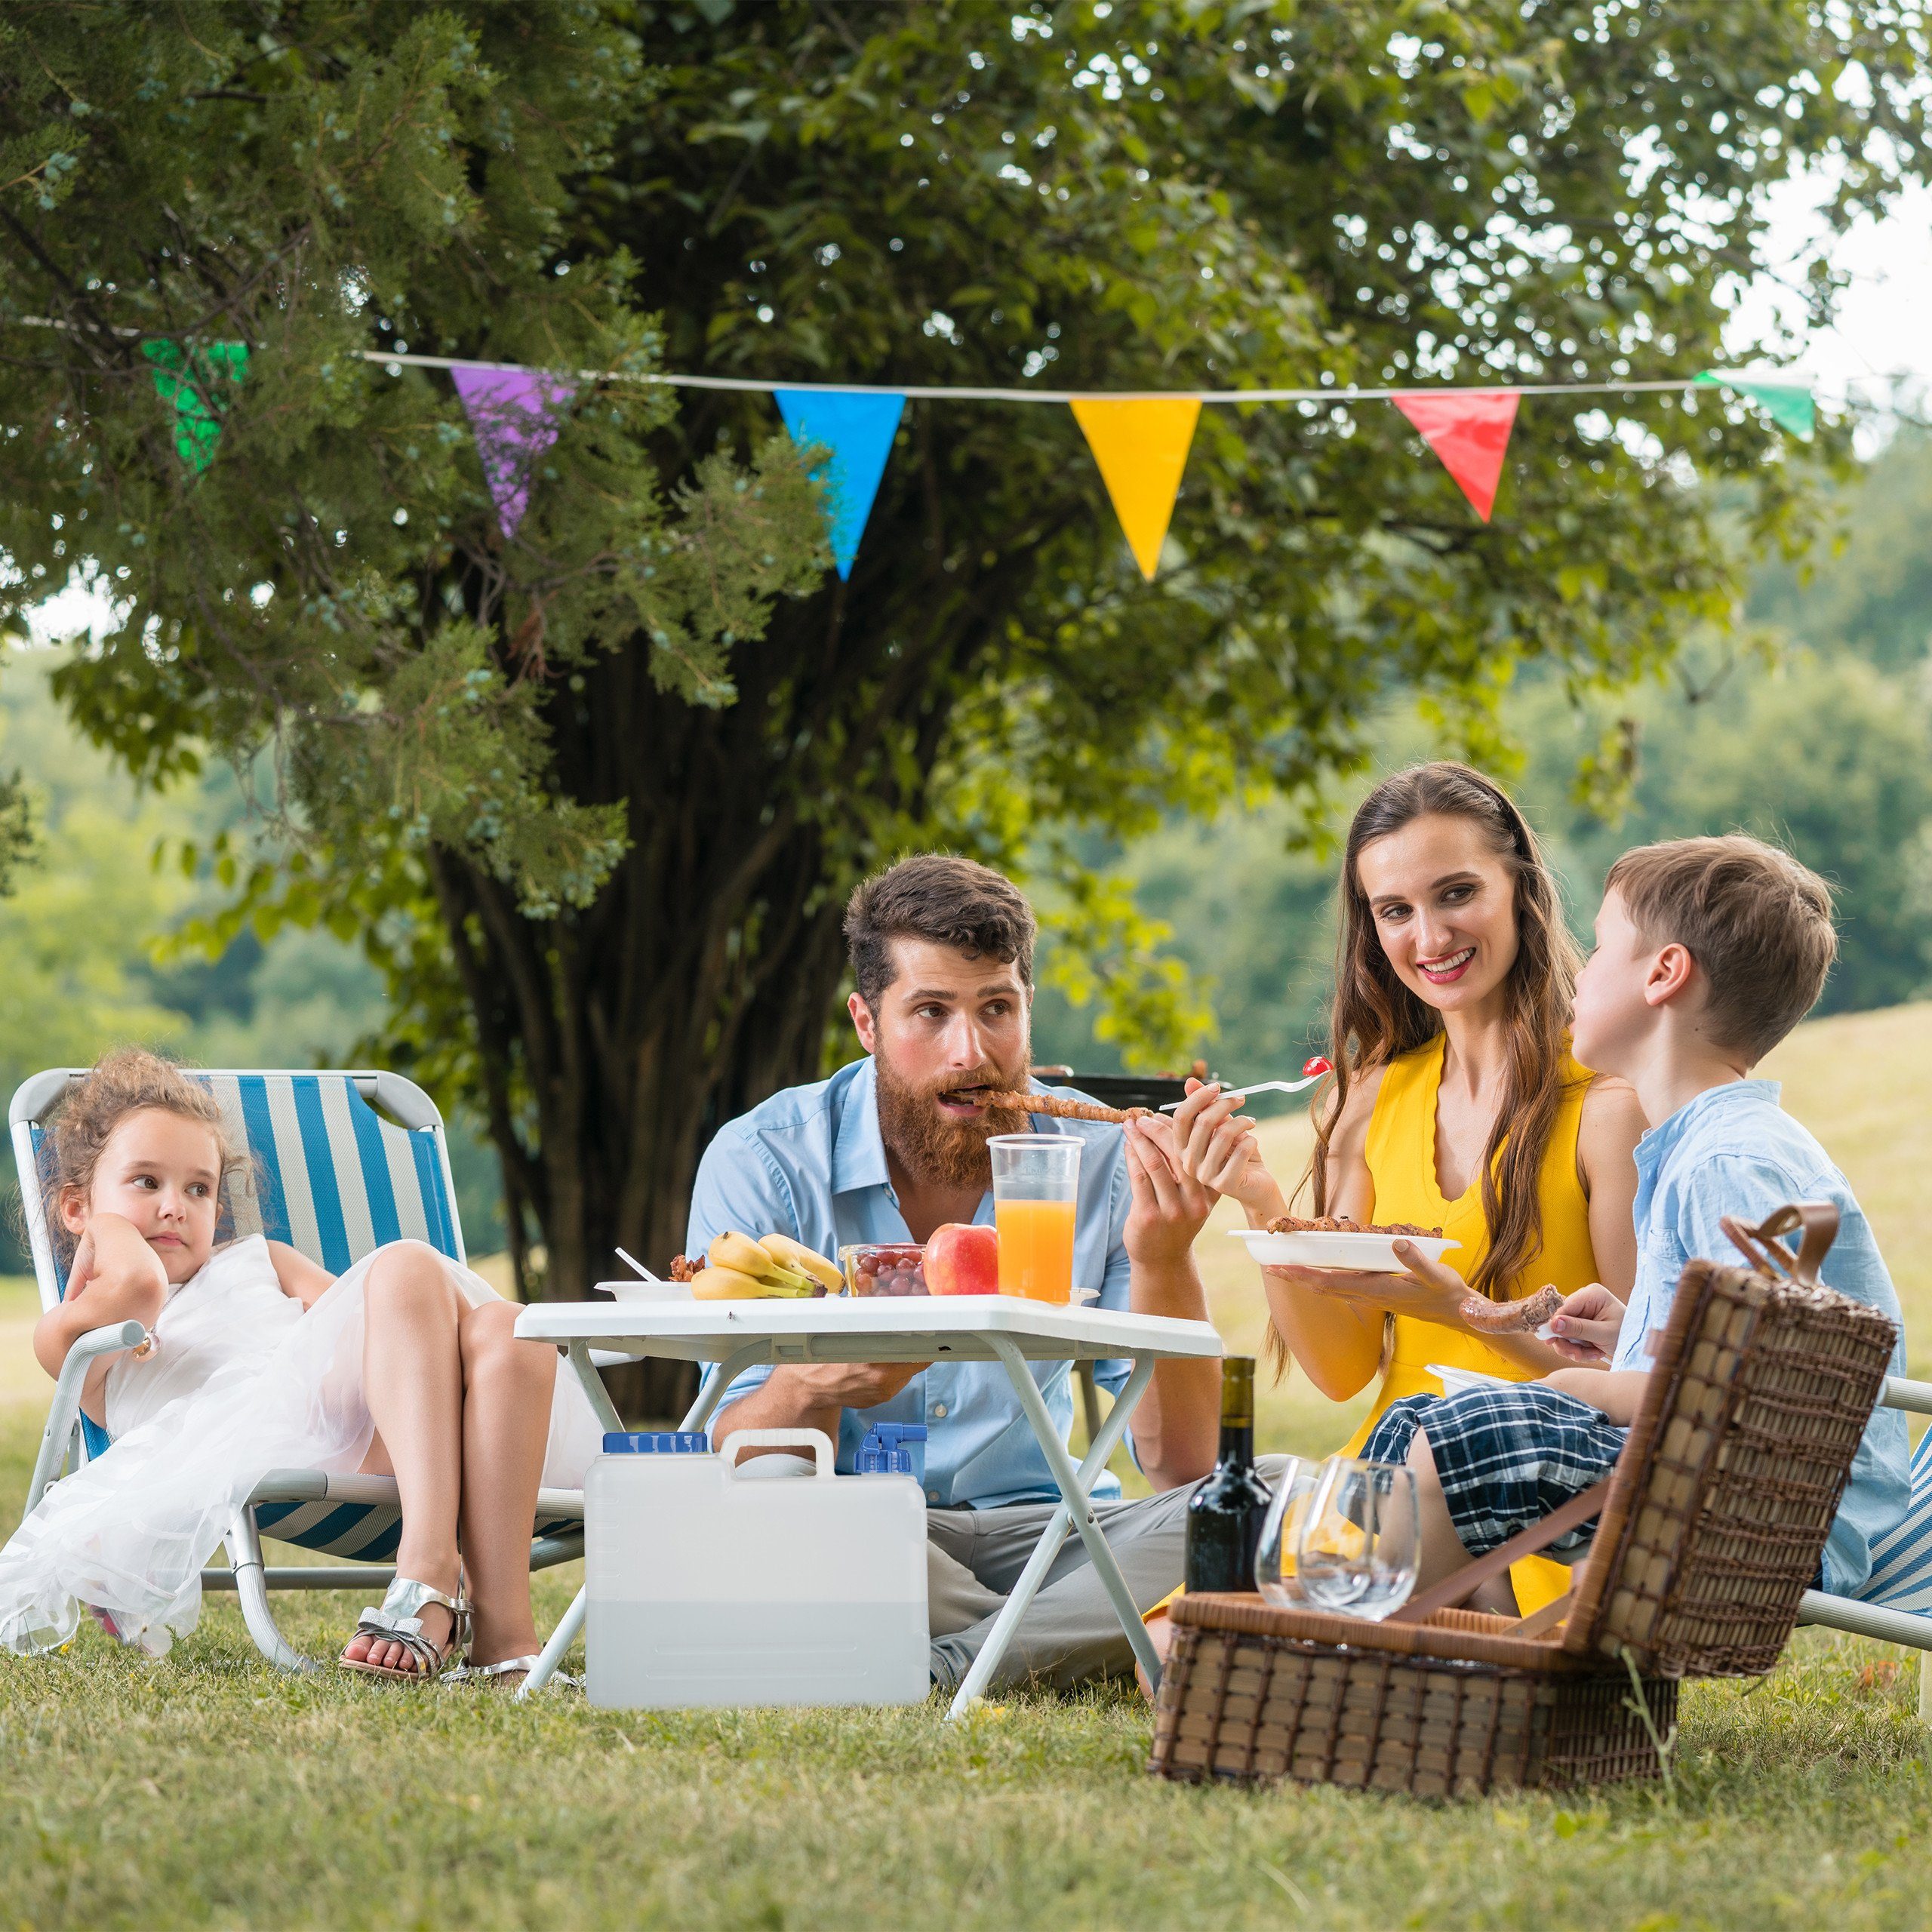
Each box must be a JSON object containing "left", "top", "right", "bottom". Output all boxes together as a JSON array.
[{"left": 1340, "top": 1035, "right": 1601, "bottom": 1614}]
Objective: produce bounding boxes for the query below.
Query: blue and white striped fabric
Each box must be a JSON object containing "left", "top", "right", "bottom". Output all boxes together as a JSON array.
[
  {"left": 32, "top": 1072, "right": 461, "bottom": 1286},
  {"left": 31, "top": 1073, "right": 475, "bottom": 1561},
  {"left": 1861, "top": 1428, "right": 1932, "bottom": 1613}
]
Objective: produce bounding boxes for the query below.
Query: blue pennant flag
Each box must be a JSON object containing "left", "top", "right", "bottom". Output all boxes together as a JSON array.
[{"left": 773, "top": 389, "right": 906, "bottom": 580}]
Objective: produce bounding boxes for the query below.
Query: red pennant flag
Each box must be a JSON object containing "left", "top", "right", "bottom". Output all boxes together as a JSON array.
[{"left": 1391, "top": 390, "right": 1521, "bottom": 521}]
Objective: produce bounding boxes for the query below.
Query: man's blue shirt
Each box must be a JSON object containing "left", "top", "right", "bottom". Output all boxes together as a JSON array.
[
  {"left": 1618, "top": 1078, "right": 1909, "bottom": 1597},
  {"left": 685, "top": 1055, "right": 1135, "bottom": 1508}
]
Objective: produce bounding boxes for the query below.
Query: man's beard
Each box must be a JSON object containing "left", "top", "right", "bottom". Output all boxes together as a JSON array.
[{"left": 875, "top": 1055, "right": 1032, "bottom": 1191}]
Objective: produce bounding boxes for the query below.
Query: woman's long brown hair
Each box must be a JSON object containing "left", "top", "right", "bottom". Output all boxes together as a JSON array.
[{"left": 1306, "top": 762, "right": 1583, "bottom": 1302}]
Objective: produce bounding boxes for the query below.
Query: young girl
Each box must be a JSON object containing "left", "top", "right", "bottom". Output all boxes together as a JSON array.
[{"left": 0, "top": 1049, "right": 600, "bottom": 1681}]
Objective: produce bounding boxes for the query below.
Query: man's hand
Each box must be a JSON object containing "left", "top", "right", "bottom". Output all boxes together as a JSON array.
[
  {"left": 768, "top": 1361, "right": 928, "bottom": 1414},
  {"left": 1165, "top": 1081, "right": 1284, "bottom": 1220},
  {"left": 1116, "top": 1115, "right": 1220, "bottom": 1487},
  {"left": 1122, "top": 1116, "right": 1217, "bottom": 1268},
  {"left": 1544, "top": 1284, "right": 1626, "bottom": 1366},
  {"left": 709, "top": 1358, "right": 934, "bottom": 1467}
]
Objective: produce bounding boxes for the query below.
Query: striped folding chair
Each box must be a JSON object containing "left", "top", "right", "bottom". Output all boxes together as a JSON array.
[
  {"left": 10, "top": 1068, "right": 585, "bottom": 1672},
  {"left": 1795, "top": 1372, "right": 1932, "bottom": 1720}
]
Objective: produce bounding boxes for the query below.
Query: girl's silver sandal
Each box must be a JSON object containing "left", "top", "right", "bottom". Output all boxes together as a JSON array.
[
  {"left": 442, "top": 1654, "right": 580, "bottom": 1692},
  {"left": 339, "top": 1576, "right": 471, "bottom": 1681}
]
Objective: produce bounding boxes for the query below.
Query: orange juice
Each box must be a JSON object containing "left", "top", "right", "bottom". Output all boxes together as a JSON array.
[{"left": 995, "top": 1197, "right": 1077, "bottom": 1302}]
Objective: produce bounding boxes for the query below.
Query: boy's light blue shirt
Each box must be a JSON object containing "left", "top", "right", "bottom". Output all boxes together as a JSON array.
[
  {"left": 1618, "top": 1078, "right": 1909, "bottom": 1597},
  {"left": 685, "top": 1055, "right": 1136, "bottom": 1509}
]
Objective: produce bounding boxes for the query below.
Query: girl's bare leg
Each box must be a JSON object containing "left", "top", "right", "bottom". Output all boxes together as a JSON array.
[
  {"left": 344, "top": 1244, "right": 466, "bottom": 1672},
  {"left": 1407, "top": 1429, "right": 1518, "bottom": 1615},
  {"left": 456, "top": 1300, "right": 556, "bottom": 1669}
]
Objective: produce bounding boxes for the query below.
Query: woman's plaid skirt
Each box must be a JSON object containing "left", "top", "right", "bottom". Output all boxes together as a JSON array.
[{"left": 1361, "top": 1385, "right": 1629, "bottom": 1558}]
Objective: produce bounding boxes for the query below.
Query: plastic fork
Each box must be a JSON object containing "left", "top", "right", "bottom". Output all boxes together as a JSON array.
[
  {"left": 615, "top": 1246, "right": 666, "bottom": 1283},
  {"left": 1159, "top": 1057, "right": 1334, "bottom": 1111}
]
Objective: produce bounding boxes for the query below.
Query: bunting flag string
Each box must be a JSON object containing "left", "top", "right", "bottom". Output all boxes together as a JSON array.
[
  {"left": 141, "top": 339, "right": 248, "bottom": 473},
  {"left": 450, "top": 365, "right": 577, "bottom": 540},
  {"left": 1391, "top": 389, "right": 1521, "bottom": 523},
  {"left": 773, "top": 388, "right": 906, "bottom": 579},
  {"left": 399, "top": 351, "right": 1809, "bottom": 573},
  {"left": 10, "top": 318, "right": 1830, "bottom": 578},
  {"left": 1694, "top": 368, "right": 1817, "bottom": 441},
  {"left": 1070, "top": 397, "right": 1201, "bottom": 580}
]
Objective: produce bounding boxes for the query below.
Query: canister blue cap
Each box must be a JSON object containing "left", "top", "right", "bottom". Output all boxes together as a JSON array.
[
  {"left": 602, "top": 1432, "right": 710, "bottom": 1454},
  {"left": 854, "top": 1422, "right": 929, "bottom": 1475}
]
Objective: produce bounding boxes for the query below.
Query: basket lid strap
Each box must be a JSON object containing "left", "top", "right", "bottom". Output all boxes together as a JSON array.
[
  {"left": 1503, "top": 1589, "right": 1574, "bottom": 1639},
  {"left": 1388, "top": 1475, "right": 1614, "bottom": 1626},
  {"left": 1720, "top": 1200, "right": 1838, "bottom": 1284}
]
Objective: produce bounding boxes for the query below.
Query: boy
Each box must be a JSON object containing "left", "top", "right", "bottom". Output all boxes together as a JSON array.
[{"left": 1374, "top": 834, "right": 1909, "bottom": 1607}]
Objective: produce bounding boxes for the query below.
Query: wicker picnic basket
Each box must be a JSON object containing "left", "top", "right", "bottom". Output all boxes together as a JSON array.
[{"left": 1149, "top": 1203, "right": 1897, "bottom": 1797}]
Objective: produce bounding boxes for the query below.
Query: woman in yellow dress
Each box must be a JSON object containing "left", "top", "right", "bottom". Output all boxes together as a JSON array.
[{"left": 1169, "top": 761, "right": 1643, "bottom": 1614}]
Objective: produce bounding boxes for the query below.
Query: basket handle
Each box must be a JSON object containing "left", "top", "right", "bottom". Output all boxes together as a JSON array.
[
  {"left": 1388, "top": 1475, "right": 1614, "bottom": 1626},
  {"left": 1720, "top": 1201, "right": 1838, "bottom": 1285}
]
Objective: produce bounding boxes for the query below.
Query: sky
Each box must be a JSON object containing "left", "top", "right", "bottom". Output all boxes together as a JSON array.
[{"left": 1730, "top": 174, "right": 1932, "bottom": 445}]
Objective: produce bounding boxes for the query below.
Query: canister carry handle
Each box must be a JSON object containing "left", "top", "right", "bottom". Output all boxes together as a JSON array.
[
  {"left": 1721, "top": 1200, "right": 1839, "bottom": 1286},
  {"left": 718, "top": 1428, "right": 837, "bottom": 1479}
]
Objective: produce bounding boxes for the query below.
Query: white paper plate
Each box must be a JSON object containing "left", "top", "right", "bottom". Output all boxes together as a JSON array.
[
  {"left": 596, "top": 1279, "right": 695, "bottom": 1303},
  {"left": 1424, "top": 1363, "right": 1515, "bottom": 1398},
  {"left": 1228, "top": 1228, "right": 1460, "bottom": 1273}
]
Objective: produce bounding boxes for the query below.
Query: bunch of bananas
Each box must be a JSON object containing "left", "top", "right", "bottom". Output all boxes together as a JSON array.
[{"left": 689, "top": 1232, "right": 844, "bottom": 1300}]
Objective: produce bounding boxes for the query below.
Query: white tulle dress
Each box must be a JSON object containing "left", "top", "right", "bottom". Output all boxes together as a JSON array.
[{"left": 0, "top": 1234, "right": 601, "bottom": 1657}]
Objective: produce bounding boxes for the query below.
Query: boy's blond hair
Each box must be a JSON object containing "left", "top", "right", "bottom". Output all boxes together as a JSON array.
[{"left": 1604, "top": 835, "right": 1836, "bottom": 1062}]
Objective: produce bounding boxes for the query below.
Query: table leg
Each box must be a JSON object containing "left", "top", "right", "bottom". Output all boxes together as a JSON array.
[
  {"left": 517, "top": 1585, "right": 586, "bottom": 1701},
  {"left": 521, "top": 1343, "right": 775, "bottom": 1703},
  {"left": 679, "top": 1344, "right": 769, "bottom": 1434},
  {"left": 565, "top": 1342, "right": 625, "bottom": 1434},
  {"left": 945, "top": 1349, "right": 1159, "bottom": 1718}
]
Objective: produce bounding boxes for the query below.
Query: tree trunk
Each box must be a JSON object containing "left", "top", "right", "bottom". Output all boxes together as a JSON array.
[{"left": 433, "top": 495, "right": 1020, "bottom": 1418}]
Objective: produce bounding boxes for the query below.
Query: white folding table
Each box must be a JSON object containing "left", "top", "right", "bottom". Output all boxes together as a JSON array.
[{"left": 512, "top": 1294, "right": 1223, "bottom": 1715}]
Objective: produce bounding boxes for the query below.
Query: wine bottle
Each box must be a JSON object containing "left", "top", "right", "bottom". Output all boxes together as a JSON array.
[{"left": 1184, "top": 1356, "right": 1274, "bottom": 1594}]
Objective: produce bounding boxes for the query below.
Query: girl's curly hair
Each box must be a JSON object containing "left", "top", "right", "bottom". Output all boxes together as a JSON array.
[{"left": 48, "top": 1048, "right": 247, "bottom": 1221}]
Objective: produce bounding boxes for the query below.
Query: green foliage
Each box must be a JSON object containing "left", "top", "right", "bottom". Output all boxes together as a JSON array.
[
  {"left": 5, "top": 2, "right": 1929, "bottom": 1281},
  {"left": 0, "top": 2, "right": 825, "bottom": 915},
  {"left": 1518, "top": 651, "right": 1932, "bottom": 1018},
  {"left": 0, "top": 669, "right": 191, "bottom": 1081},
  {"left": 0, "top": 649, "right": 508, "bottom": 1260},
  {"left": 617, "top": 0, "right": 1915, "bottom": 1048},
  {"left": 1748, "top": 422, "right": 1932, "bottom": 672},
  {"left": 1035, "top": 434, "right": 1932, "bottom": 1075}
]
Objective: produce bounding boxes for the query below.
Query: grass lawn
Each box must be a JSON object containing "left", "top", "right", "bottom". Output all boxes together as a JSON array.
[{"left": 4, "top": 1004, "right": 1932, "bottom": 1927}]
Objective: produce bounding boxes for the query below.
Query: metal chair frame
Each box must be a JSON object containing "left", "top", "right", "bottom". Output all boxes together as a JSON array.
[
  {"left": 10, "top": 1066, "right": 586, "bottom": 1673},
  {"left": 1798, "top": 1374, "right": 1932, "bottom": 1718}
]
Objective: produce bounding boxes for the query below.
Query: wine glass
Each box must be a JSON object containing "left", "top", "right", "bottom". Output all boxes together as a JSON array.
[
  {"left": 1294, "top": 1457, "right": 1420, "bottom": 1621},
  {"left": 1253, "top": 1457, "right": 1321, "bottom": 1607}
]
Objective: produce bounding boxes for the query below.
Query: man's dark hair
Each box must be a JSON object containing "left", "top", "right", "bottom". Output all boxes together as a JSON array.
[{"left": 844, "top": 854, "right": 1038, "bottom": 1011}]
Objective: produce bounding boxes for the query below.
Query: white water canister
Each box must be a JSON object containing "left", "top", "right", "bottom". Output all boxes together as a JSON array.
[{"left": 585, "top": 1426, "right": 929, "bottom": 1709}]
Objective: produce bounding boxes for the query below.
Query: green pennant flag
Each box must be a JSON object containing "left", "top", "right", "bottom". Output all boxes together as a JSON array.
[
  {"left": 142, "top": 339, "right": 248, "bottom": 472},
  {"left": 1694, "top": 368, "right": 1814, "bottom": 441}
]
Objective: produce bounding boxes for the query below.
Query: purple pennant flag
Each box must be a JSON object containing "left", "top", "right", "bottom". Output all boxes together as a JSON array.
[{"left": 451, "top": 365, "right": 577, "bottom": 540}]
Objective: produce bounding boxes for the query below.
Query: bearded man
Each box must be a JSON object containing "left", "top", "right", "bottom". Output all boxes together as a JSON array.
[{"left": 692, "top": 853, "right": 1227, "bottom": 1695}]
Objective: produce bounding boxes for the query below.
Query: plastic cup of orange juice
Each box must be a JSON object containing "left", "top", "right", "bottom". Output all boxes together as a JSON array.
[{"left": 989, "top": 1134, "right": 1081, "bottom": 1303}]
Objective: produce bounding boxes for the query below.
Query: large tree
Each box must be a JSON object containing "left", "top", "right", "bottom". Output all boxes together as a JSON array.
[{"left": 4, "top": 3, "right": 1925, "bottom": 1403}]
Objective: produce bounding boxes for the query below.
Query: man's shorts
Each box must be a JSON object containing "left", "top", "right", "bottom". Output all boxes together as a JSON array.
[{"left": 1361, "top": 1386, "right": 1630, "bottom": 1558}]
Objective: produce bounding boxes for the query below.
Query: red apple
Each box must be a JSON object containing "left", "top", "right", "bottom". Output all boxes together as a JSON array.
[{"left": 925, "top": 1221, "right": 1000, "bottom": 1296}]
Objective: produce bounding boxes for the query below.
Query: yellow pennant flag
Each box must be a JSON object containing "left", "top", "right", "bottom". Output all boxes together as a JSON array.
[{"left": 1070, "top": 397, "right": 1201, "bottom": 580}]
